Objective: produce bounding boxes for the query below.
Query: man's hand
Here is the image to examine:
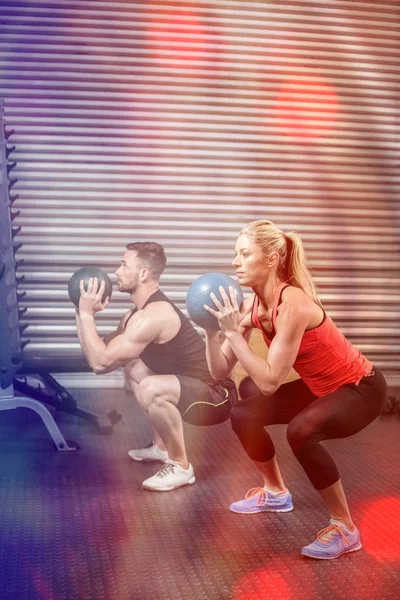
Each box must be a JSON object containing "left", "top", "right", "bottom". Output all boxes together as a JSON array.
[{"left": 79, "top": 277, "right": 110, "bottom": 317}]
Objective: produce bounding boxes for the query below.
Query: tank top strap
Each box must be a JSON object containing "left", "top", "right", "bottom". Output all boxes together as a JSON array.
[
  {"left": 251, "top": 294, "right": 261, "bottom": 329},
  {"left": 124, "top": 289, "right": 165, "bottom": 331},
  {"left": 272, "top": 282, "right": 290, "bottom": 331},
  {"left": 143, "top": 289, "right": 165, "bottom": 307},
  {"left": 124, "top": 308, "right": 137, "bottom": 330}
]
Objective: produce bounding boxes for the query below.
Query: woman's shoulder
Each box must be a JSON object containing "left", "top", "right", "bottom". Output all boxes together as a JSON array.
[
  {"left": 280, "top": 285, "right": 323, "bottom": 327},
  {"left": 282, "top": 285, "right": 312, "bottom": 304}
]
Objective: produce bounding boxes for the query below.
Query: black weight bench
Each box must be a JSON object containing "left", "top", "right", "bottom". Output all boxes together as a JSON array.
[{"left": 0, "top": 357, "right": 122, "bottom": 451}]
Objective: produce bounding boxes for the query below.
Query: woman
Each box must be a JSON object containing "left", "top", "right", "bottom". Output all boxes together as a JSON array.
[{"left": 204, "top": 220, "right": 387, "bottom": 560}]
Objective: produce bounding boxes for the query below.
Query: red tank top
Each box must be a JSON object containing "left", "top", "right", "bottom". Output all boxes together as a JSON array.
[{"left": 251, "top": 283, "right": 373, "bottom": 397}]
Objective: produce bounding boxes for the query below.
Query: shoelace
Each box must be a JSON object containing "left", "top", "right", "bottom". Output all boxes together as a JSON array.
[
  {"left": 316, "top": 524, "right": 350, "bottom": 547},
  {"left": 245, "top": 487, "right": 268, "bottom": 506},
  {"left": 156, "top": 462, "right": 176, "bottom": 479}
]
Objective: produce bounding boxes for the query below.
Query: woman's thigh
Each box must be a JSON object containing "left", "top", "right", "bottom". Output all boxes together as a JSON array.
[
  {"left": 234, "top": 378, "right": 317, "bottom": 425},
  {"left": 288, "top": 369, "right": 387, "bottom": 440}
]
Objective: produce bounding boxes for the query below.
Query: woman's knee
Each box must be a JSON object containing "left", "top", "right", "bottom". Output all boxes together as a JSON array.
[
  {"left": 286, "top": 418, "right": 319, "bottom": 454},
  {"left": 230, "top": 403, "right": 261, "bottom": 438},
  {"left": 230, "top": 403, "right": 248, "bottom": 429}
]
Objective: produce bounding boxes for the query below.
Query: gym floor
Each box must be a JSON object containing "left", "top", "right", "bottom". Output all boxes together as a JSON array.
[{"left": 0, "top": 387, "right": 399, "bottom": 600}]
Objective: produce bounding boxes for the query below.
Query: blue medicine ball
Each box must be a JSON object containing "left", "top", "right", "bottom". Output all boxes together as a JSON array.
[{"left": 186, "top": 272, "right": 244, "bottom": 330}]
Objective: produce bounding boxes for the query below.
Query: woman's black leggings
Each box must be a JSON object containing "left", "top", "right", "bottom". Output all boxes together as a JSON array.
[{"left": 230, "top": 369, "right": 387, "bottom": 491}]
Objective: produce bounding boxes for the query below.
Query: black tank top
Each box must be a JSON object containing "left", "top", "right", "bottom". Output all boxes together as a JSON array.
[{"left": 125, "top": 289, "right": 214, "bottom": 384}]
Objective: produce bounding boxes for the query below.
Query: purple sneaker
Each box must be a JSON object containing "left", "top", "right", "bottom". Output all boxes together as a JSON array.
[
  {"left": 301, "top": 520, "right": 362, "bottom": 560},
  {"left": 229, "top": 487, "right": 293, "bottom": 514}
]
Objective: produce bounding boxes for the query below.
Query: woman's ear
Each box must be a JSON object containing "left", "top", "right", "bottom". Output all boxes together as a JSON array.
[{"left": 267, "top": 251, "right": 279, "bottom": 268}]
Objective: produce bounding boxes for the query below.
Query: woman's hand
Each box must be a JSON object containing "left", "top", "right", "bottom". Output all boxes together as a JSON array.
[
  {"left": 78, "top": 277, "right": 110, "bottom": 316},
  {"left": 204, "top": 286, "right": 242, "bottom": 334}
]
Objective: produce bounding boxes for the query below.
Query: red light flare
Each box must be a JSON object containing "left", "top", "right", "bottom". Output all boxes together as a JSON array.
[
  {"left": 231, "top": 558, "right": 318, "bottom": 600},
  {"left": 360, "top": 496, "right": 400, "bottom": 562},
  {"left": 144, "top": 7, "right": 209, "bottom": 70},
  {"left": 273, "top": 79, "right": 339, "bottom": 141}
]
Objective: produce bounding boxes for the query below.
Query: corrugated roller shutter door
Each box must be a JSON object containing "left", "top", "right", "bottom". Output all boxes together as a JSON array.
[{"left": 0, "top": 0, "right": 399, "bottom": 385}]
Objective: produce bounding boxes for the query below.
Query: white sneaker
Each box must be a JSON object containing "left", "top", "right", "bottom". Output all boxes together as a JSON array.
[
  {"left": 142, "top": 459, "right": 196, "bottom": 491},
  {"left": 128, "top": 442, "right": 169, "bottom": 463}
]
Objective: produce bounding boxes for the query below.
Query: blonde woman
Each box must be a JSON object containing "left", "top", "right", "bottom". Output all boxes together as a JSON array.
[{"left": 204, "top": 220, "right": 386, "bottom": 560}]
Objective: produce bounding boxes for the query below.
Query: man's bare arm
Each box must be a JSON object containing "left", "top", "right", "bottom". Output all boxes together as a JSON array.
[
  {"left": 102, "top": 310, "right": 133, "bottom": 345},
  {"left": 77, "top": 307, "right": 162, "bottom": 374}
]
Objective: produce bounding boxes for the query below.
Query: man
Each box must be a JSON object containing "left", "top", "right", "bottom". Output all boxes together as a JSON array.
[{"left": 75, "top": 242, "right": 236, "bottom": 492}]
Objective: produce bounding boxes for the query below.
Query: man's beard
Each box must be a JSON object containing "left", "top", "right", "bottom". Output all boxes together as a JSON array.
[{"left": 119, "top": 277, "right": 139, "bottom": 293}]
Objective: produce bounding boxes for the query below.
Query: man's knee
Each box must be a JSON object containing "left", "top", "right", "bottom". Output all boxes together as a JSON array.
[
  {"left": 124, "top": 360, "right": 141, "bottom": 383},
  {"left": 124, "top": 358, "right": 153, "bottom": 385},
  {"left": 138, "top": 376, "right": 177, "bottom": 412},
  {"left": 136, "top": 377, "right": 158, "bottom": 409}
]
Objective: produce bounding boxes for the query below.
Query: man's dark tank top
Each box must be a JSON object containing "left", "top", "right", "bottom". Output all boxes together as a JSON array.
[{"left": 125, "top": 289, "right": 214, "bottom": 384}]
